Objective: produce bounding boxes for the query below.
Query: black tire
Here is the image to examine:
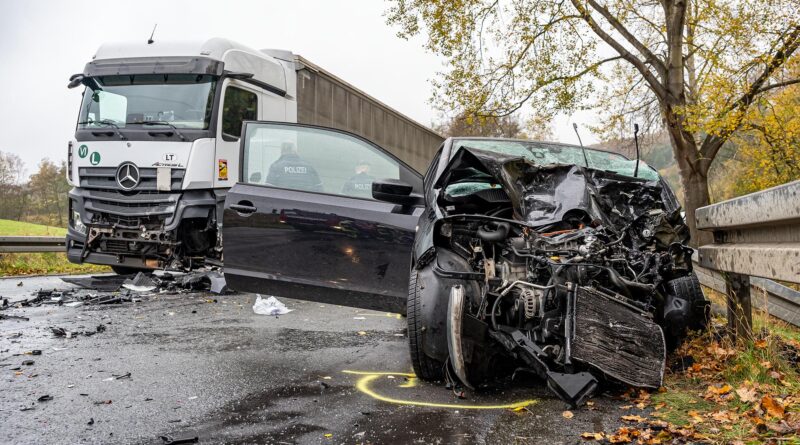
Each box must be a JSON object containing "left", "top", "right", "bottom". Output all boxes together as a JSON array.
[
  {"left": 662, "top": 272, "right": 709, "bottom": 348},
  {"left": 110, "top": 266, "right": 145, "bottom": 275},
  {"left": 407, "top": 270, "right": 444, "bottom": 381}
]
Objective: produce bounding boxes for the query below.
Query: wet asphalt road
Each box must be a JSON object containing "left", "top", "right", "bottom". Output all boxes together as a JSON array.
[{"left": 1, "top": 275, "right": 634, "bottom": 445}]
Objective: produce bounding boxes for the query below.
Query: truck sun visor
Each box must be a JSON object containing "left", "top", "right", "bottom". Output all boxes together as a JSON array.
[{"left": 83, "top": 56, "right": 225, "bottom": 77}]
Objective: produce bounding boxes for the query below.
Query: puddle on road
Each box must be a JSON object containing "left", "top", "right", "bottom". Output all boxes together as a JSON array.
[{"left": 275, "top": 328, "right": 405, "bottom": 351}]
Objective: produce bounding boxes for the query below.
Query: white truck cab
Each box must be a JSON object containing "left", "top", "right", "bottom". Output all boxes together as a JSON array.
[{"left": 66, "top": 38, "right": 442, "bottom": 272}]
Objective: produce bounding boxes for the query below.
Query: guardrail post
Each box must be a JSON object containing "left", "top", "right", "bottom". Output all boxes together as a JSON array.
[{"left": 724, "top": 272, "right": 752, "bottom": 341}]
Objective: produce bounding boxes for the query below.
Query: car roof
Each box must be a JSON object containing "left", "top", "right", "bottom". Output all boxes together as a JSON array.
[{"left": 447, "top": 137, "right": 632, "bottom": 160}]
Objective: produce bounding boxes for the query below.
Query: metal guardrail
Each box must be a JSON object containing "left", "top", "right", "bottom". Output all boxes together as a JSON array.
[
  {"left": 696, "top": 179, "right": 800, "bottom": 337},
  {"left": 694, "top": 260, "right": 800, "bottom": 327},
  {"left": 0, "top": 236, "right": 66, "bottom": 253}
]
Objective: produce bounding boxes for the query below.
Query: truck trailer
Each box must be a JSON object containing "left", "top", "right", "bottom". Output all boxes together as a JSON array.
[{"left": 65, "top": 38, "right": 443, "bottom": 273}]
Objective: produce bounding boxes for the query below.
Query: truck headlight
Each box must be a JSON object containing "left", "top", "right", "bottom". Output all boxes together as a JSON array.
[{"left": 72, "top": 210, "right": 86, "bottom": 235}]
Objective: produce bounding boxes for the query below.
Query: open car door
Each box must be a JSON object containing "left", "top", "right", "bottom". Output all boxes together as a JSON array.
[{"left": 222, "top": 122, "right": 424, "bottom": 313}]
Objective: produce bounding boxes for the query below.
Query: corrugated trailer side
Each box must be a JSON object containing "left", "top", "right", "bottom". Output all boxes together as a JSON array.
[{"left": 294, "top": 56, "right": 444, "bottom": 173}]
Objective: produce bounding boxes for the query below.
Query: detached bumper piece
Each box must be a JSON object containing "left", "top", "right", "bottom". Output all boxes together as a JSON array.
[
  {"left": 490, "top": 327, "right": 599, "bottom": 408},
  {"left": 488, "top": 285, "right": 665, "bottom": 407}
]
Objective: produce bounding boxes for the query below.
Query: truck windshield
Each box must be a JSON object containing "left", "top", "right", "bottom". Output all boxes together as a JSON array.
[
  {"left": 77, "top": 74, "right": 217, "bottom": 129},
  {"left": 452, "top": 138, "right": 659, "bottom": 180}
]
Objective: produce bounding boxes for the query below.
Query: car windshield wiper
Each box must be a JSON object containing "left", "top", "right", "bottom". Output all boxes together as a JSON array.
[
  {"left": 139, "top": 121, "right": 186, "bottom": 141},
  {"left": 76, "top": 119, "right": 126, "bottom": 140}
]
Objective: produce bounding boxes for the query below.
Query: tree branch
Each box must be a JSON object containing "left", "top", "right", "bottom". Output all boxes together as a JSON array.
[
  {"left": 570, "top": 0, "right": 668, "bottom": 100},
  {"left": 753, "top": 78, "right": 800, "bottom": 95},
  {"left": 585, "top": 0, "right": 667, "bottom": 79},
  {"left": 478, "top": 55, "right": 624, "bottom": 117},
  {"left": 700, "top": 23, "right": 800, "bottom": 161}
]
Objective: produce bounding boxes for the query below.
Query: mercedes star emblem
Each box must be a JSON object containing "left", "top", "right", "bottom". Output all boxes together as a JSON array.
[{"left": 116, "top": 162, "right": 140, "bottom": 191}]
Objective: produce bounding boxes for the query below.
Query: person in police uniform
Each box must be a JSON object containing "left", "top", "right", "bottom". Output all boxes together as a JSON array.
[
  {"left": 340, "top": 160, "right": 375, "bottom": 198},
  {"left": 266, "top": 142, "right": 323, "bottom": 192}
]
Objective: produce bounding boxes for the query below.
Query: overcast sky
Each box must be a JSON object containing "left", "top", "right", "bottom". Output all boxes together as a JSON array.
[{"left": 0, "top": 0, "right": 596, "bottom": 176}]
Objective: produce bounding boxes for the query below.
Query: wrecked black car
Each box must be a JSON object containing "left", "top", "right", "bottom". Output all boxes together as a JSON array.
[{"left": 222, "top": 123, "right": 709, "bottom": 406}]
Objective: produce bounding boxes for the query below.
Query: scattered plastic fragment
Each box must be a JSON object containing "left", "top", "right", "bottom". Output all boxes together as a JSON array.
[
  {"left": 252, "top": 295, "right": 292, "bottom": 316},
  {"left": 37, "top": 395, "right": 53, "bottom": 402},
  {"left": 207, "top": 271, "right": 229, "bottom": 294},
  {"left": 122, "top": 272, "right": 158, "bottom": 292},
  {"left": 160, "top": 435, "right": 199, "bottom": 444},
  {"left": 0, "top": 314, "right": 29, "bottom": 321},
  {"left": 50, "top": 324, "right": 106, "bottom": 339}
]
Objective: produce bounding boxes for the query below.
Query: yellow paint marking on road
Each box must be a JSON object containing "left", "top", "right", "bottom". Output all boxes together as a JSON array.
[
  {"left": 343, "top": 370, "right": 415, "bottom": 377},
  {"left": 353, "top": 312, "right": 403, "bottom": 319},
  {"left": 342, "top": 371, "right": 537, "bottom": 410}
]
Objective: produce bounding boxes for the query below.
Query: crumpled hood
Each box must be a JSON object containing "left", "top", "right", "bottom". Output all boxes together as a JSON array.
[{"left": 436, "top": 146, "right": 685, "bottom": 236}]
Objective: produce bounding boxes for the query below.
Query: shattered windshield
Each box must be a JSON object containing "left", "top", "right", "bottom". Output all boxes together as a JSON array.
[
  {"left": 77, "top": 74, "right": 217, "bottom": 129},
  {"left": 451, "top": 139, "right": 659, "bottom": 181}
]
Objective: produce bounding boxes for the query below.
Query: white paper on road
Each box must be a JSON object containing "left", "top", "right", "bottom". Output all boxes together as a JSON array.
[{"left": 253, "top": 294, "right": 292, "bottom": 316}]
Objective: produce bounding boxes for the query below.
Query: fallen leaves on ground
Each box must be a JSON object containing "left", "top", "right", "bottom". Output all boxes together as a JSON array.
[
  {"left": 562, "top": 410, "right": 574, "bottom": 419},
  {"left": 579, "top": 315, "right": 800, "bottom": 444},
  {"left": 736, "top": 385, "right": 759, "bottom": 403},
  {"left": 620, "top": 414, "right": 648, "bottom": 423},
  {"left": 761, "top": 395, "right": 785, "bottom": 419}
]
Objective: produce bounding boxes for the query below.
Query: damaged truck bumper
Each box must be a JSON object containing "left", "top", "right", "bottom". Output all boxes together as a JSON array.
[{"left": 66, "top": 186, "right": 224, "bottom": 270}]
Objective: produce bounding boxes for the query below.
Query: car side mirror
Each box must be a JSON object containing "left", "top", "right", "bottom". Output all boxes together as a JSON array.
[{"left": 372, "top": 179, "right": 424, "bottom": 206}]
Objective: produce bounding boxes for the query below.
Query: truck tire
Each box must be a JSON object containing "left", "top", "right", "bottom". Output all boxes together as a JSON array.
[
  {"left": 111, "top": 266, "right": 145, "bottom": 276},
  {"left": 662, "top": 273, "right": 709, "bottom": 349},
  {"left": 408, "top": 270, "right": 444, "bottom": 381}
]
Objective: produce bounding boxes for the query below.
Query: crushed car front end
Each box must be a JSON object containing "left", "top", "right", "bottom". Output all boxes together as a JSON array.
[{"left": 408, "top": 140, "right": 709, "bottom": 406}]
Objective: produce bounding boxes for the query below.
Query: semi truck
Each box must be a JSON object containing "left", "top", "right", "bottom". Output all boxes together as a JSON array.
[{"left": 65, "top": 38, "right": 443, "bottom": 273}]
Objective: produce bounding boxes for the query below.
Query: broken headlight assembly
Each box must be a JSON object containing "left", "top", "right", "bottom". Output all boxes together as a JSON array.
[{"left": 72, "top": 208, "right": 87, "bottom": 235}]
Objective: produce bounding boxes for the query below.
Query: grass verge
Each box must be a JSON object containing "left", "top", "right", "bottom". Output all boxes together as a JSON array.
[
  {"left": 578, "top": 286, "right": 800, "bottom": 444},
  {"left": 0, "top": 219, "right": 109, "bottom": 276}
]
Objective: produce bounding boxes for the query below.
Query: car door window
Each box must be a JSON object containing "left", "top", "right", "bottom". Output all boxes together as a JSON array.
[
  {"left": 222, "top": 86, "right": 258, "bottom": 141},
  {"left": 242, "top": 123, "right": 409, "bottom": 199}
]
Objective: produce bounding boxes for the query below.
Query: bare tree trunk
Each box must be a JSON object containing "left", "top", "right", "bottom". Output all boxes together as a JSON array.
[
  {"left": 679, "top": 163, "right": 712, "bottom": 247},
  {"left": 664, "top": 117, "right": 712, "bottom": 247}
]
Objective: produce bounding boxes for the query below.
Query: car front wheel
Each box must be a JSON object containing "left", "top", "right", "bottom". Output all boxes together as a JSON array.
[{"left": 407, "top": 270, "right": 444, "bottom": 381}]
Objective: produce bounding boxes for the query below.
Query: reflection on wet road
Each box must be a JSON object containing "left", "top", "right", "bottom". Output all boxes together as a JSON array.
[{"left": 1, "top": 275, "right": 631, "bottom": 444}]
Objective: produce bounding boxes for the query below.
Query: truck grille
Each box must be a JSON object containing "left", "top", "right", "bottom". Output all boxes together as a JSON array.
[
  {"left": 79, "top": 167, "right": 185, "bottom": 191},
  {"left": 77, "top": 168, "right": 184, "bottom": 228}
]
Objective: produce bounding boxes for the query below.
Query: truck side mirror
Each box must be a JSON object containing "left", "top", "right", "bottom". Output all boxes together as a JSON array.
[{"left": 67, "top": 74, "right": 84, "bottom": 89}]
